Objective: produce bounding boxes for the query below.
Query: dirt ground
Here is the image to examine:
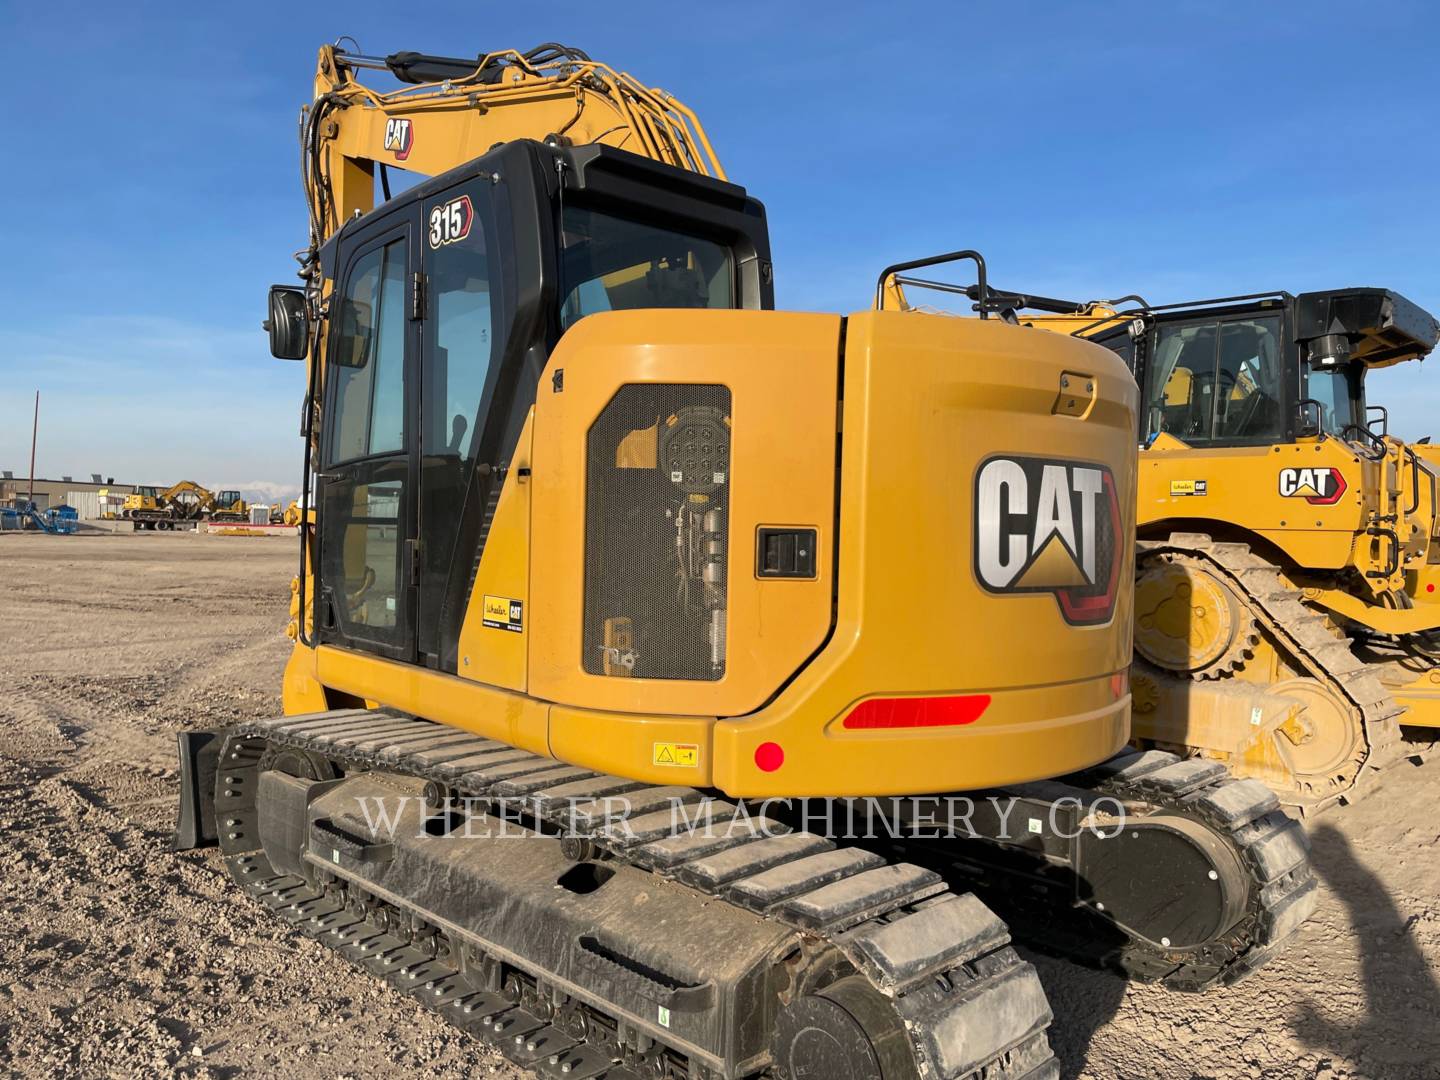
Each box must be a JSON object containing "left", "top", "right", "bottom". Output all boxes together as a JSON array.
[{"left": 2, "top": 531, "right": 1437, "bottom": 1080}]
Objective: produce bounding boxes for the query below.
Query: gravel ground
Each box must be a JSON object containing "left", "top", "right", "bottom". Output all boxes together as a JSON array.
[{"left": 2, "top": 530, "right": 1437, "bottom": 1079}]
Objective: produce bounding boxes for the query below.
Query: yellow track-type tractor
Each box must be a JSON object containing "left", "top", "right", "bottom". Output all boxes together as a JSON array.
[
  {"left": 959, "top": 284, "right": 1440, "bottom": 813},
  {"left": 208, "top": 488, "right": 251, "bottom": 524},
  {"left": 175, "top": 44, "right": 1315, "bottom": 1080}
]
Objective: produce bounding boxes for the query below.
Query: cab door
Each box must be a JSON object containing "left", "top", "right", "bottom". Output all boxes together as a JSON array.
[
  {"left": 316, "top": 213, "right": 420, "bottom": 662},
  {"left": 415, "top": 178, "right": 512, "bottom": 669}
]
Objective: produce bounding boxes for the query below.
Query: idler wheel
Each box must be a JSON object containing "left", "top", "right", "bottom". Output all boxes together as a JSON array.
[{"left": 773, "top": 975, "right": 917, "bottom": 1080}]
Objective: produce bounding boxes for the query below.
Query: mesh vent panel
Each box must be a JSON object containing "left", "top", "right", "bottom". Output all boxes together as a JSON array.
[{"left": 583, "top": 384, "right": 731, "bottom": 681}]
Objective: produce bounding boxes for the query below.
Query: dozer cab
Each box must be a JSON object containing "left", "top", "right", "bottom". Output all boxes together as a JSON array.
[
  {"left": 174, "top": 44, "right": 1314, "bottom": 1080},
  {"left": 989, "top": 285, "right": 1440, "bottom": 811},
  {"left": 208, "top": 488, "right": 250, "bottom": 523}
]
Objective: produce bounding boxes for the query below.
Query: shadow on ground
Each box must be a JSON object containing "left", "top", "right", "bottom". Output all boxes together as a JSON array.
[{"left": 1289, "top": 823, "right": 1440, "bottom": 1076}]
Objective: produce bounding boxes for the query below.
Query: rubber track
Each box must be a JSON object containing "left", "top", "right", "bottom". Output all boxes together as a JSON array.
[
  {"left": 215, "top": 711, "right": 1060, "bottom": 1080},
  {"left": 1139, "top": 533, "right": 1407, "bottom": 811},
  {"left": 1070, "top": 747, "right": 1319, "bottom": 990}
]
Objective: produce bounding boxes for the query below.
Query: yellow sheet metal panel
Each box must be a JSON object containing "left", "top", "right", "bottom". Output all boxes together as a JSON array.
[
  {"left": 456, "top": 409, "right": 535, "bottom": 691},
  {"left": 713, "top": 675, "right": 1128, "bottom": 797},
  {"left": 281, "top": 643, "right": 331, "bottom": 716},
  {"left": 528, "top": 308, "right": 841, "bottom": 718},
  {"left": 712, "top": 311, "right": 1137, "bottom": 796},
  {"left": 548, "top": 704, "right": 716, "bottom": 786},
  {"left": 313, "top": 644, "right": 550, "bottom": 757},
  {"left": 1388, "top": 667, "right": 1440, "bottom": 728},
  {"left": 1138, "top": 440, "right": 1370, "bottom": 571}
]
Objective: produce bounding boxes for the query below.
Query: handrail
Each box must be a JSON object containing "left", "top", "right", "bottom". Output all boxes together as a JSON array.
[{"left": 875, "top": 250, "right": 989, "bottom": 318}]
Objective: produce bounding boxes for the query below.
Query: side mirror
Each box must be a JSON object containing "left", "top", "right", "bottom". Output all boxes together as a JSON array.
[{"left": 264, "top": 285, "right": 308, "bottom": 360}]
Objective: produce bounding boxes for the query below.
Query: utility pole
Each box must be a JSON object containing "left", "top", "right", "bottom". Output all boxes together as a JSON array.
[{"left": 27, "top": 390, "right": 38, "bottom": 508}]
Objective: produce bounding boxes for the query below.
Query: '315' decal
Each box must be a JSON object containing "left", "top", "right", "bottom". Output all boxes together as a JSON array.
[{"left": 428, "top": 195, "right": 474, "bottom": 249}]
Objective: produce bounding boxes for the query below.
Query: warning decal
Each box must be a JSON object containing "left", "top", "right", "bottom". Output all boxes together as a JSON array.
[
  {"left": 481, "top": 594, "right": 523, "bottom": 633},
  {"left": 652, "top": 742, "right": 700, "bottom": 768}
]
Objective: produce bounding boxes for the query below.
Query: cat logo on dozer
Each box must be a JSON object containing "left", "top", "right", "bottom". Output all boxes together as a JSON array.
[{"left": 1278, "top": 466, "right": 1347, "bottom": 505}]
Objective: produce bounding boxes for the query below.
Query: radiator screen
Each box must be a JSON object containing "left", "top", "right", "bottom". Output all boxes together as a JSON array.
[{"left": 583, "top": 384, "right": 731, "bottom": 681}]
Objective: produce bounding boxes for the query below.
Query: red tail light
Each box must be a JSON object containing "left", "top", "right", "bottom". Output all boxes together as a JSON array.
[
  {"left": 842, "top": 694, "right": 992, "bottom": 730},
  {"left": 1056, "top": 471, "right": 1123, "bottom": 626}
]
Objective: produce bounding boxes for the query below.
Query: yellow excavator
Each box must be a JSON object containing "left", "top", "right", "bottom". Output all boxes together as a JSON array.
[
  {"left": 927, "top": 283, "right": 1440, "bottom": 812},
  {"left": 175, "top": 43, "right": 1314, "bottom": 1080},
  {"left": 122, "top": 480, "right": 212, "bottom": 530}
]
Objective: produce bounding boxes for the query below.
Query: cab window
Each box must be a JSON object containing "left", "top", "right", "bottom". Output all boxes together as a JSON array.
[
  {"left": 1305, "top": 365, "right": 1360, "bottom": 436},
  {"left": 1144, "top": 316, "right": 1284, "bottom": 445},
  {"left": 559, "top": 207, "right": 734, "bottom": 330},
  {"left": 327, "top": 241, "right": 408, "bottom": 464}
]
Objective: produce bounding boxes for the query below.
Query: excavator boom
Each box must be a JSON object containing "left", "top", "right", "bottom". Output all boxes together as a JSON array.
[{"left": 303, "top": 43, "right": 721, "bottom": 251}]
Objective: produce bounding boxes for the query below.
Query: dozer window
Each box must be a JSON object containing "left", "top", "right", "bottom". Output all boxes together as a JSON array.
[
  {"left": 559, "top": 207, "right": 734, "bottom": 330},
  {"left": 328, "top": 241, "right": 408, "bottom": 463},
  {"left": 1145, "top": 316, "right": 1283, "bottom": 445},
  {"left": 1305, "top": 365, "right": 1360, "bottom": 436}
]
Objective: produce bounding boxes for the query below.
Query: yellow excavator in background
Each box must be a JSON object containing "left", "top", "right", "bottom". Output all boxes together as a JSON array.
[
  {"left": 914, "top": 282, "right": 1440, "bottom": 812},
  {"left": 174, "top": 42, "right": 1314, "bottom": 1080},
  {"left": 122, "top": 480, "right": 213, "bottom": 530}
]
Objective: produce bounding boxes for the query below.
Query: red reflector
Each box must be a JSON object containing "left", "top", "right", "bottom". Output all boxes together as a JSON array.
[
  {"left": 1429, "top": 584, "right": 1435, "bottom": 594},
  {"left": 755, "top": 741, "right": 785, "bottom": 772},
  {"left": 1109, "top": 672, "right": 1128, "bottom": 699},
  {"left": 842, "top": 694, "right": 991, "bottom": 730}
]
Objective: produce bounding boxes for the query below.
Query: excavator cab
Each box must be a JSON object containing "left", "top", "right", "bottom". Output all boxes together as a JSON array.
[{"left": 301, "top": 140, "right": 771, "bottom": 669}]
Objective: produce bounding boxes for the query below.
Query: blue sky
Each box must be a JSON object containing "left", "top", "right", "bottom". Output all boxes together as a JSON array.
[{"left": 4, "top": 2, "right": 1438, "bottom": 498}]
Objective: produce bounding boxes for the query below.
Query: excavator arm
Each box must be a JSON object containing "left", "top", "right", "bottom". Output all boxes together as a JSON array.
[
  {"left": 302, "top": 42, "right": 723, "bottom": 256},
  {"left": 159, "top": 480, "right": 215, "bottom": 518}
]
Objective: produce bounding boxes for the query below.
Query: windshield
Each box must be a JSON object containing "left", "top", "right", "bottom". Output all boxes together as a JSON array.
[
  {"left": 1305, "top": 364, "right": 1361, "bottom": 437},
  {"left": 1144, "top": 315, "right": 1285, "bottom": 445},
  {"left": 558, "top": 206, "right": 734, "bottom": 331}
]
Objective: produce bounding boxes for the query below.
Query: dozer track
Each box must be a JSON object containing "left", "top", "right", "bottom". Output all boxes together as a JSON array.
[
  {"left": 210, "top": 709, "right": 1060, "bottom": 1080},
  {"left": 1135, "top": 533, "right": 1407, "bottom": 812}
]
